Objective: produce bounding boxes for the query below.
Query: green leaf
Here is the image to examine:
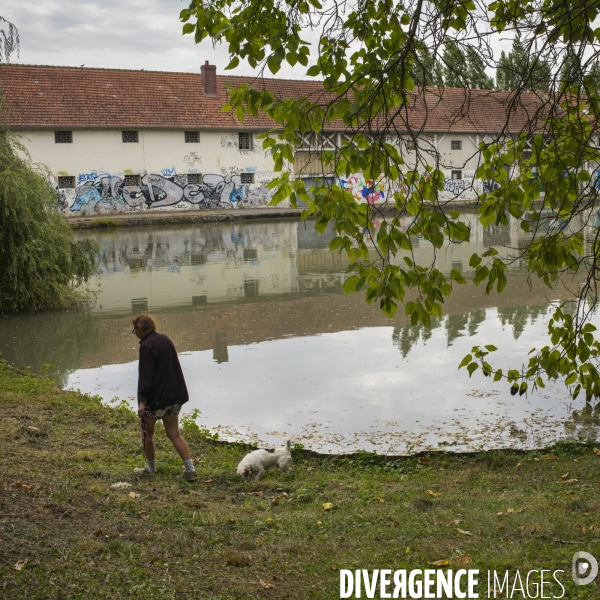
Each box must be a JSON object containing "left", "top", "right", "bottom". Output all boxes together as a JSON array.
[
  {"left": 467, "top": 363, "right": 478, "bottom": 377},
  {"left": 342, "top": 276, "right": 359, "bottom": 294},
  {"left": 459, "top": 354, "right": 472, "bottom": 369}
]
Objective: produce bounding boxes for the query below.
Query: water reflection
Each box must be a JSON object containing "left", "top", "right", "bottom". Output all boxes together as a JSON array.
[{"left": 0, "top": 217, "right": 597, "bottom": 453}]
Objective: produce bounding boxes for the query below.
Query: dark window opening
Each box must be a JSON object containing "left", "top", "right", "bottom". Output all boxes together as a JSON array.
[
  {"left": 240, "top": 173, "right": 254, "bottom": 184},
  {"left": 122, "top": 131, "right": 139, "bottom": 143},
  {"left": 185, "top": 131, "right": 200, "bottom": 143},
  {"left": 55, "top": 131, "right": 73, "bottom": 143},
  {"left": 238, "top": 132, "right": 253, "bottom": 150},
  {"left": 451, "top": 170, "right": 462, "bottom": 180},
  {"left": 451, "top": 140, "right": 462, "bottom": 150},
  {"left": 187, "top": 173, "right": 202, "bottom": 185},
  {"left": 243, "top": 248, "right": 258, "bottom": 261},
  {"left": 57, "top": 176, "right": 76, "bottom": 188},
  {"left": 124, "top": 174, "right": 141, "bottom": 186}
]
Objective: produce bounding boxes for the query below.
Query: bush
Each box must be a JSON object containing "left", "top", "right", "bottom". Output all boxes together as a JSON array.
[{"left": 0, "top": 127, "right": 98, "bottom": 311}]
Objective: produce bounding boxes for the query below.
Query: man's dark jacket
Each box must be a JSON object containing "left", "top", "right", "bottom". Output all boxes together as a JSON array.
[{"left": 137, "top": 332, "right": 189, "bottom": 411}]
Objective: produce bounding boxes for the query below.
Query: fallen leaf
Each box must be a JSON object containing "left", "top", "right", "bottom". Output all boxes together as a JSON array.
[
  {"left": 429, "top": 559, "right": 449, "bottom": 566},
  {"left": 109, "top": 482, "right": 132, "bottom": 489},
  {"left": 515, "top": 507, "right": 528, "bottom": 514},
  {"left": 371, "top": 496, "right": 385, "bottom": 503},
  {"left": 247, "top": 491, "right": 263, "bottom": 497},
  {"left": 128, "top": 492, "right": 140, "bottom": 499},
  {"left": 426, "top": 490, "right": 441, "bottom": 497},
  {"left": 417, "top": 457, "right": 429, "bottom": 464},
  {"left": 578, "top": 524, "right": 587, "bottom": 534},
  {"left": 391, "top": 520, "right": 399, "bottom": 527},
  {"left": 258, "top": 579, "right": 275, "bottom": 589},
  {"left": 139, "top": 511, "right": 150, "bottom": 520},
  {"left": 446, "top": 519, "right": 461, "bottom": 526},
  {"left": 589, "top": 523, "right": 599, "bottom": 531},
  {"left": 562, "top": 479, "right": 579, "bottom": 484},
  {"left": 93, "top": 528, "right": 104, "bottom": 536},
  {"left": 21, "top": 484, "right": 34, "bottom": 491},
  {"left": 497, "top": 511, "right": 503, "bottom": 516},
  {"left": 543, "top": 454, "right": 559, "bottom": 460},
  {"left": 560, "top": 472, "right": 570, "bottom": 480},
  {"left": 323, "top": 503, "right": 334, "bottom": 511},
  {"left": 457, "top": 528, "right": 473, "bottom": 536},
  {"left": 507, "top": 508, "right": 515, "bottom": 514},
  {"left": 594, "top": 448, "right": 600, "bottom": 456},
  {"left": 14, "top": 559, "right": 28, "bottom": 571},
  {"left": 574, "top": 459, "right": 580, "bottom": 463},
  {"left": 458, "top": 554, "right": 471, "bottom": 566},
  {"left": 516, "top": 463, "right": 522, "bottom": 467},
  {"left": 497, "top": 525, "right": 506, "bottom": 531},
  {"left": 203, "top": 479, "right": 216, "bottom": 485},
  {"left": 226, "top": 518, "right": 236, "bottom": 524},
  {"left": 330, "top": 565, "right": 338, "bottom": 571},
  {"left": 10, "top": 482, "right": 23, "bottom": 488},
  {"left": 307, "top": 467, "right": 315, "bottom": 473},
  {"left": 271, "top": 496, "right": 281, "bottom": 505},
  {"left": 82, "top": 431, "right": 89, "bottom": 435},
  {"left": 27, "top": 426, "right": 43, "bottom": 436}
]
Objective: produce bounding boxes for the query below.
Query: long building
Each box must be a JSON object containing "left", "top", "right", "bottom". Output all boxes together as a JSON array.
[{"left": 0, "top": 62, "right": 541, "bottom": 216}]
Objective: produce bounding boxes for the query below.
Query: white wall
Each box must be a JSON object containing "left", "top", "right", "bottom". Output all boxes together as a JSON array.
[
  {"left": 16, "top": 128, "right": 503, "bottom": 214},
  {"left": 16, "top": 128, "right": 286, "bottom": 215}
]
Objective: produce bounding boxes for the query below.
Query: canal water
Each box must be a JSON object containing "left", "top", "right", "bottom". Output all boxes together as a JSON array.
[{"left": 1, "top": 217, "right": 598, "bottom": 454}]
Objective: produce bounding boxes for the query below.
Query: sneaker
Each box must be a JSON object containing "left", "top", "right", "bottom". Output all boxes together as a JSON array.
[{"left": 183, "top": 470, "right": 198, "bottom": 481}]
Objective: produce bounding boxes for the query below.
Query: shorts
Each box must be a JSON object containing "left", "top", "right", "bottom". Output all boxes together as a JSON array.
[{"left": 146, "top": 403, "right": 183, "bottom": 419}]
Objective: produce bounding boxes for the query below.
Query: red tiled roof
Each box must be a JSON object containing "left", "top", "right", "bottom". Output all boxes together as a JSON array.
[{"left": 0, "top": 64, "right": 548, "bottom": 134}]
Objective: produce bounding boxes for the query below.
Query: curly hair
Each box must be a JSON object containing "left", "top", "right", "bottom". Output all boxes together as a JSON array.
[{"left": 131, "top": 313, "right": 157, "bottom": 336}]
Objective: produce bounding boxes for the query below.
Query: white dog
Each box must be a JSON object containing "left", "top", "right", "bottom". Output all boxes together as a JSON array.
[{"left": 236, "top": 440, "right": 292, "bottom": 480}]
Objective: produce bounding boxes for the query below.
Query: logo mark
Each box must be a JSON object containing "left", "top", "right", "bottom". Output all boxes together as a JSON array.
[{"left": 572, "top": 551, "right": 598, "bottom": 585}]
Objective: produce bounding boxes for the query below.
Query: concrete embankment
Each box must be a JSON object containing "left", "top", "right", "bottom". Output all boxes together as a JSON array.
[{"left": 67, "top": 207, "right": 305, "bottom": 229}]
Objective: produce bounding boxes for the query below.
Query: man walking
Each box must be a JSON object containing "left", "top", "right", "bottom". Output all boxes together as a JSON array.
[{"left": 132, "top": 313, "right": 198, "bottom": 480}]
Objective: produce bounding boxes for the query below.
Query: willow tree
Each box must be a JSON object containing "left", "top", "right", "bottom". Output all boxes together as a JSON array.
[
  {"left": 0, "top": 126, "right": 98, "bottom": 311},
  {"left": 182, "top": 0, "right": 600, "bottom": 401}
]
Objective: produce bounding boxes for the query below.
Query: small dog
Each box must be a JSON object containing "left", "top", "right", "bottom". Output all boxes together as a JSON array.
[{"left": 236, "top": 440, "right": 292, "bottom": 480}]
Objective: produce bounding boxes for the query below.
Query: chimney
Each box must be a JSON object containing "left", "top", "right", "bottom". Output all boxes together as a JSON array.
[{"left": 201, "top": 61, "right": 217, "bottom": 98}]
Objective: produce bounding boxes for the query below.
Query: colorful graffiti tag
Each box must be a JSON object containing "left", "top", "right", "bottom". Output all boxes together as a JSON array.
[
  {"left": 68, "top": 172, "right": 273, "bottom": 214},
  {"left": 340, "top": 175, "right": 388, "bottom": 204}
]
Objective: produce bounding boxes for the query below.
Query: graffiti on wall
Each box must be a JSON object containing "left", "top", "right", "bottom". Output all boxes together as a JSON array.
[
  {"left": 67, "top": 172, "right": 273, "bottom": 215},
  {"left": 340, "top": 171, "right": 478, "bottom": 204},
  {"left": 340, "top": 175, "right": 388, "bottom": 204}
]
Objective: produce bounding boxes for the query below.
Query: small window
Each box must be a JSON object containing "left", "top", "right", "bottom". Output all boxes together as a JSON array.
[
  {"left": 243, "top": 248, "right": 258, "bottom": 261},
  {"left": 244, "top": 279, "right": 259, "bottom": 297},
  {"left": 122, "top": 131, "right": 139, "bottom": 143},
  {"left": 131, "top": 297, "right": 148, "bottom": 312},
  {"left": 405, "top": 139, "right": 415, "bottom": 151},
  {"left": 238, "top": 132, "right": 253, "bottom": 150},
  {"left": 451, "top": 170, "right": 462, "bottom": 180},
  {"left": 55, "top": 131, "right": 73, "bottom": 144},
  {"left": 124, "top": 174, "right": 141, "bottom": 186},
  {"left": 192, "top": 295, "right": 207, "bottom": 305},
  {"left": 57, "top": 176, "right": 76, "bottom": 188},
  {"left": 451, "top": 140, "right": 462, "bottom": 150},
  {"left": 240, "top": 173, "right": 254, "bottom": 184},
  {"left": 187, "top": 173, "right": 203, "bottom": 185},
  {"left": 185, "top": 131, "right": 200, "bottom": 143}
]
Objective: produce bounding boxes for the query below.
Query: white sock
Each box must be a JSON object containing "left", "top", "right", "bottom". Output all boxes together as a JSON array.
[
  {"left": 147, "top": 459, "right": 157, "bottom": 472},
  {"left": 183, "top": 458, "right": 195, "bottom": 473}
]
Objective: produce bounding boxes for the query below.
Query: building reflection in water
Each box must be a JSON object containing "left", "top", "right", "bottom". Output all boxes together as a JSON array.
[{"left": 1, "top": 215, "right": 598, "bottom": 453}]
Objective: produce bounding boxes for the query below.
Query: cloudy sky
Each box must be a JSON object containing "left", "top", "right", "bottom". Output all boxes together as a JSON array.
[
  {"left": 1, "top": 0, "right": 314, "bottom": 77},
  {"left": 2, "top": 1, "right": 507, "bottom": 78}
]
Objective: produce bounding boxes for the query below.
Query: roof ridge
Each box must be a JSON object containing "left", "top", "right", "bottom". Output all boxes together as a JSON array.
[{"left": 0, "top": 62, "right": 324, "bottom": 84}]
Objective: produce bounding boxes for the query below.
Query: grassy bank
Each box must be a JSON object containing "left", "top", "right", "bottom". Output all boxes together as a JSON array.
[{"left": 2, "top": 360, "right": 600, "bottom": 599}]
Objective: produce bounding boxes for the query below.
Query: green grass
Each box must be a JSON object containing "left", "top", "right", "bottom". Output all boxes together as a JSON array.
[{"left": 1, "top": 359, "right": 600, "bottom": 599}]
